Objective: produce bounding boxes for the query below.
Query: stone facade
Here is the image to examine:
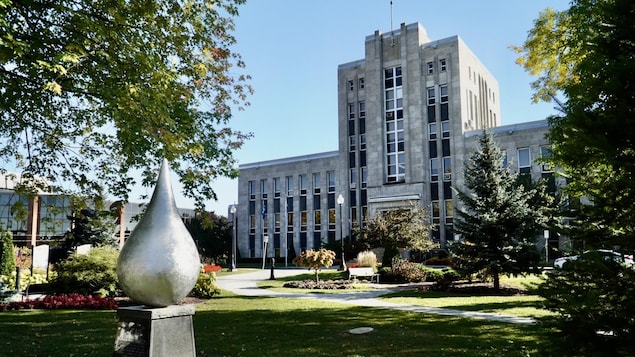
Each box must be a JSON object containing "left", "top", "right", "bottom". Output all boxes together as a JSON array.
[{"left": 237, "top": 22, "right": 554, "bottom": 260}]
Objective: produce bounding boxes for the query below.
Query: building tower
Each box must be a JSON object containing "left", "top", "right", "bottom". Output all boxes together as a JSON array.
[{"left": 338, "top": 23, "right": 500, "bottom": 246}]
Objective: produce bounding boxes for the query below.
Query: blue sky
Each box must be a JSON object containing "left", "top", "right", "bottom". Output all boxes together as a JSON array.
[{"left": 172, "top": 0, "right": 571, "bottom": 213}]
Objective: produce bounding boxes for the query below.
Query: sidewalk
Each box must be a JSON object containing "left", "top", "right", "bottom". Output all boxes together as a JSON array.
[{"left": 215, "top": 269, "right": 536, "bottom": 325}]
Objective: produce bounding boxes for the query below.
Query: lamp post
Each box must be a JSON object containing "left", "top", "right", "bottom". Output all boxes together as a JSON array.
[
  {"left": 229, "top": 205, "right": 237, "bottom": 271},
  {"left": 337, "top": 194, "right": 346, "bottom": 271},
  {"left": 544, "top": 229, "right": 549, "bottom": 263}
]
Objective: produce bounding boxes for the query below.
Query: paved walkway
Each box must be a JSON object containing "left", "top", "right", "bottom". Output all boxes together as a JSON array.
[{"left": 215, "top": 269, "right": 536, "bottom": 325}]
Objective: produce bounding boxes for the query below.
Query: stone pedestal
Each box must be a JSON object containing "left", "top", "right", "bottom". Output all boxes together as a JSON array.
[{"left": 113, "top": 305, "right": 196, "bottom": 357}]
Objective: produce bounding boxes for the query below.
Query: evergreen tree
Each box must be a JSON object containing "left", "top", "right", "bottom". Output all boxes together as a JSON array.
[
  {"left": 0, "top": 230, "right": 16, "bottom": 278},
  {"left": 452, "top": 131, "right": 550, "bottom": 291},
  {"left": 65, "top": 208, "right": 118, "bottom": 249}
]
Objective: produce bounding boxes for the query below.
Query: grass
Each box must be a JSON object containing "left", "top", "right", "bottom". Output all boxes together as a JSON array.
[
  {"left": 194, "top": 292, "right": 555, "bottom": 356},
  {"left": 0, "top": 273, "right": 556, "bottom": 356},
  {"left": 378, "top": 274, "right": 553, "bottom": 319}
]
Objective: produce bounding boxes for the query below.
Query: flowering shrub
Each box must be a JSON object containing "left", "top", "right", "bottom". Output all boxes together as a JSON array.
[
  {"left": 0, "top": 293, "right": 117, "bottom": 312},
  {"left": 1, "top": 268, "right": 49, "bottom": 291},
  {"left": 203, "top": 264, "right": 222, "bottom": 273},
  {"left": 188, "top": 269, "right": 220, "bottom": 299},
  {"left": 292, "top": 249, "right": 336, "bottom": 282}
]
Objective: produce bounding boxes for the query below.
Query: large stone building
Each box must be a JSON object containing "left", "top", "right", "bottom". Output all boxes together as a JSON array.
[{"left": 237, "top": 23, "right": 554, "bottom": 261}]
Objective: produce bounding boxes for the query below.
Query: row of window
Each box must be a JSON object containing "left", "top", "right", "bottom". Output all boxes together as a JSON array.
[
  {"left": 348, "top": 77, "right": 365, "bottom": 91},
  {"left": 427, "top": 58, "right": 447, "bottom": 75},
  {"left": 248, "top": 172, "right": 336, "bottom": 200},
  {"left": 385, "top": 66, "right": 406, "bottom": 183}
]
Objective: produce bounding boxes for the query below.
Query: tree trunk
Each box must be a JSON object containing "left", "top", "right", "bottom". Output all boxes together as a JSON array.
[{"left": 493, "top": 269, "right": 500, "bottom": 292}]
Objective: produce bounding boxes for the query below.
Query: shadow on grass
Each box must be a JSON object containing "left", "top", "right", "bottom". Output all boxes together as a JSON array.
[
  {"left": 194, "top": 295, "right": 554, "bottom": 357},
  {"left": 0, "top": 309, "right": 117, "bottom": 356}
]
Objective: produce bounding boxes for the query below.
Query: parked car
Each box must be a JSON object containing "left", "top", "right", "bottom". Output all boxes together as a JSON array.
[{"left": 554, "top": 249, "right": 634, "bottom": 268}]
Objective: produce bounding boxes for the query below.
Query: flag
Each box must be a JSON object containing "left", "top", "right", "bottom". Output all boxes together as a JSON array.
[{"left": 261, "top": 201, "right": 267, "bottom": 219}]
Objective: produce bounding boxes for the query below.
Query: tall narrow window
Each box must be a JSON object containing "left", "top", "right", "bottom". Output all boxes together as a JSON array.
[
  {"left": 313, "top": 173, "right": 321, "bottom": 194},
  {"left": 300, "top": 174, "right": 307, "bottom": 195},
  {"left": 350, "top": 168, "right": 357, "bottom": 187},
  {"left": 273, "top": 177, "right": 280, "bottom": 198},
  {"left": 349, "top": 136, "right": 356, "bottom": 152},
  {"left": 361, "top": 166, "right": 368, "bottom": 188},
  {"left": 359, "top": 101, "right": 366, "bottom": 118},
  {"left": 286, "top": 176, "right": 294, "bottom": 196},
  {"left": 348, "top": 104, "right": 355, "bottom": 119},
  {"left": 327, "top": 171, "right": 336, "bottom": 193},
  {"left": 518, "top": 148, "right": 531, "bottom": 174},
  {"left": 431, "top": 201, "right": 440, "bottom": 224},
  {"left": 443, "top": 157, "right": 452, "bottom": 181},
  {"left": 385, "top": 66, "right": 405, "bottom": 183},
  {"left": 427, "top": 61, "right": 434, "bottom": 74},
  {"left": 261, "top": 179, "right": 268, "bottom": 199},
  {"left": 430, "top": 158, "right": 439, "bottom": 182},
  {"left": 348, "top": 80, "right": 354, "bottom": 91},
  {"left": 428, "top": 123, "right": 437, "bottom": 140},
  {"left": 440, "top": 58, "right": 447, "bottom": 71},
  {"left": 441, "top": 121, "right": 450, "bottom": 138},
  {"left": 540, "top": 146, "right": 553, "bottom": 172},
  {"left": 445, "top": 199, "right": 453, "bottom": 223},
  {"left": 314, "top": 211, "right": 321, "bottom": 231},
  {"left": 358, "top": 78, "right": 365, "bottom": 89},
  {"left": 248, "top": 181, "right": 256, "bottom": 200},
  {"left": 328, "top": 209, "right": 336, "bottom": 231}
]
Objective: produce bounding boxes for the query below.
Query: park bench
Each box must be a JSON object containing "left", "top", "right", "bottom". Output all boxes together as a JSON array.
[{"left": 348, "top": 267, "right": 379, "bottom": 283}]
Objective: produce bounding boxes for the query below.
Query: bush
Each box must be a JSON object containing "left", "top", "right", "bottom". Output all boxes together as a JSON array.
[
  {"left": 425, "top": 267, "right": 461, "bottom": 289},
  {"left": 1, "top": 268, "right": 49, "bottom": 291},
  {"left": 379, "top": 259, "right": 428, "bottom": 283},
  {"left": 356, "top": 250, "right": 377, "bottom": 268},
  {"left": 0, "top": 231, "right": 15, "bottom": 280},
  {"left": 537, "top": 253, "right": 635, "bottom": 356},
  {"left": 292, "top": 249, "right": 336, "bottom": 282},
  {"left": 188, "top": 269, "right": 220, "bottom": 299},
  {"left": 48, "top": 246, "right": 119, "bottom": 297}
]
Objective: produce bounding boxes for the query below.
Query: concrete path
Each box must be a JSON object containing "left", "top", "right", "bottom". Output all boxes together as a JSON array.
[{"left": 215, "top": 268, "right": 536, "bottom": 325}]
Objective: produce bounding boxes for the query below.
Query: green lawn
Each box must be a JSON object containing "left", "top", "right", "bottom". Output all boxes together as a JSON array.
[{"left": 0, "top": 273, "right": 557, "bottom": 356}]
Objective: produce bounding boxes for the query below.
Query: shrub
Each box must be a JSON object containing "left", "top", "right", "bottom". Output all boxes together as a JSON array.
[
  {"left": 48, "top": 246, "right": 119, "bottom": 297},
  {"left": 1, "top": 268, "right": 49, "bottom": 291},
  {"left": 0, "top": 231, "right": 16, "bottom": 280},
  {"left": 188, "top": 269, "right": 220, "bottom": 299},
  {"left": 382, "top": 258, "right": 428, "bottom": 283},
  {"left": 356, "top": 250, "right": 377, "bottom": 268},
  {"left": 536, "top": 254, "right": 635, "bottom": 356},
  {"left": 292, "top": 249, "right": 336, "bottom": 282},
  {"left": 425, "top": 267, "right": 461, "bottom": 289}
]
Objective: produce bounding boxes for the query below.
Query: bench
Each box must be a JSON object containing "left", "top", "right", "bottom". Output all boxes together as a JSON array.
[{"left": 348, "top": 267, "right": 380, "bottom": 283}]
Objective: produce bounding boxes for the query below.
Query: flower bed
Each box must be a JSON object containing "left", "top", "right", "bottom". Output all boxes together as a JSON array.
[
  {"left": 0, "top": 294, "right": 118, "bottom": 311},
  {"left": 283, "top": 279, "right": 354, "bottom": 290},
  {"left": 203, "top": 264, "right": 222, "bottom": 273}
]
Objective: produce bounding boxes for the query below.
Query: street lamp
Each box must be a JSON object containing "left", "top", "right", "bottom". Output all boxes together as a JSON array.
[
  {"left": 544, "top": 229, "right": 549, "bottom": 263},
  {"left": 230, "top": 205, "right": 237, "bottom": 271},
  {"left": 337, "top": 194, "right": 346, "bottom": 271}
]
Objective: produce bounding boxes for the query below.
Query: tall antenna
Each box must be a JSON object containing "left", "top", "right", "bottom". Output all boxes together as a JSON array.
[{"left": 390, "top": 1, "right": 395, "bottom": 46}]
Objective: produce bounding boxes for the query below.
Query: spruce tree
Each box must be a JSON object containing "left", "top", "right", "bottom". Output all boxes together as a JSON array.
[{"left": 452, "top": 131, "right": 549, "bottom": 290}]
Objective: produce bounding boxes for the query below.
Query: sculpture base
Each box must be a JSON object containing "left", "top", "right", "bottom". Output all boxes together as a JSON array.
[{"left": 113, "top": 305, "right": 196, "bottom": 357}]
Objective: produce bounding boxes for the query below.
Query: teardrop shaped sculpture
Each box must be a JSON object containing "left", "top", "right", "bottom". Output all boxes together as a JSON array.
[{"left": 117, "top": 159, "right": 200, "bottom": 307}]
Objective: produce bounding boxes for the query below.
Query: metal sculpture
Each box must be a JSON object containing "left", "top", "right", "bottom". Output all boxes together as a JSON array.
[{"left": 117, "top": 159, "right": 200, "bottom": 307}]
